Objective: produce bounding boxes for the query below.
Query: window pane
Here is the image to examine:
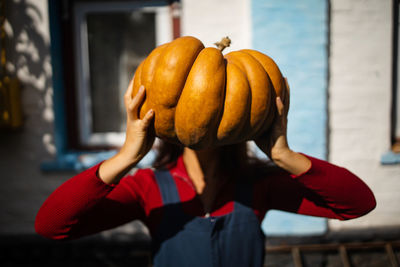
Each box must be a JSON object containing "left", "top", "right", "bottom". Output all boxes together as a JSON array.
[{"left": 86, "top": 11, "right": 156, "bottom": 133}]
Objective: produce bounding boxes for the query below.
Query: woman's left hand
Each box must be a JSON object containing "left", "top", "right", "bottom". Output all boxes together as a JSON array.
[
  {"left": 254, "top": 79, "right": 311, "bottom": 175},
  {"left": 255, "top": 78, "right": 290, "bottom": 162}
]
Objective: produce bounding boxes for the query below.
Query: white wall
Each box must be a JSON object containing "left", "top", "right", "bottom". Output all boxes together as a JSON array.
[
  {"left": 329, "top": 0, "right": 400, "bottom": 230},
  {"left": 181, "top": 0, "right": 251, "bottom": 51}
]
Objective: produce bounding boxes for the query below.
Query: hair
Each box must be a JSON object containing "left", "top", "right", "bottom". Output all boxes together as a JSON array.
[
  {"left": 152, "top": 140, "right": 184, "bottom": 169},
  {"left": 152, "top": 139, "right": 273, "bottom": 179}
]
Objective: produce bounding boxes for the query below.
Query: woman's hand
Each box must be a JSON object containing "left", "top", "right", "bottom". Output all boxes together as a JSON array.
[
  {"left": 255, "top": 78, "right": 290, "bottom": 161},
  {"left": 255, "top": 79, "right": 311, "bottom": 175},
  {"left": 119, "top": 81, "right": 155, "bottom": 163},
  {"left": 98, "top": 80, "right": 155, "bottom": 184}
]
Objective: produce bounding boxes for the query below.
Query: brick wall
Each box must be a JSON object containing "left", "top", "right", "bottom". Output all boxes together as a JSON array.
[
  {"left": 181, "top": 0, "right": 251, "bottom": 50},
  {"left": 0, "top": 0, "right": 66, "bottom": 234},
  {"left": 329, "top": 0, "right": 400, "bottom": 230}
]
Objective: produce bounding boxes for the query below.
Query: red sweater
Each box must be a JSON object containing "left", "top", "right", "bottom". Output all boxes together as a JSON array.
[{"left": 35, "top": 155, "right": 376, "bottom": 240}]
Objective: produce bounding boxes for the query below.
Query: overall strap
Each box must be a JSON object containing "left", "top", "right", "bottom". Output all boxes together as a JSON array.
[
  {"left": 234, "top": 181, "right": 253, "bottom": 211},
  {"left": 154, "top": 170, "right": 180, "bottom": 205}
]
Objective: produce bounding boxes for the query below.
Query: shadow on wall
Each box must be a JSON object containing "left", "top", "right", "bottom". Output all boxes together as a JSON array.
[{"left": 2, "top": 0, "right": 56, "bottom": 156}]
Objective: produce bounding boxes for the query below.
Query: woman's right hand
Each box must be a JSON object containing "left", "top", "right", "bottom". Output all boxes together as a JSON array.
[
  {"left": 98, "top": 79, "right": 155, "bottom": 184},
  {"left": 119, "top": 81, "right": 155, "bottom": 164}
]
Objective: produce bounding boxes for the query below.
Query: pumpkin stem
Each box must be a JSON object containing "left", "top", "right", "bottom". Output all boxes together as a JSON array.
[{"left": 214, "top": 37, "right": 231, "bottom": 52}]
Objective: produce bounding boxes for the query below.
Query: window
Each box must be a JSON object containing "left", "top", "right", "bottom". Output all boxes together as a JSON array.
[
  {"left": 73, "top": 1, "right": 172, "bottom": 147},
  {"left": 43, "top": 0, "right": 175, "bottom": 170},
  {"left": 380, "top": 0, "right": 400, "bottom": 164},
  {"left": 394, "top": 0, "right": 400, "bottom": 153},
  {"left": 381, "top": 0, "right": 400, "bottom": 165}
]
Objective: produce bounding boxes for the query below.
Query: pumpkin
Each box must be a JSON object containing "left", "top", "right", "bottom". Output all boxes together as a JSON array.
[{"left": 131, "top": 36, "right": 286, "bottom": 149}]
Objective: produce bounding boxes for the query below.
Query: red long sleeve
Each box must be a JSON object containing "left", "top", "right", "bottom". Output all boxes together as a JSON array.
[
  {"left": 35, "top": 163, "right": 145, "bottom": 240},
  {"left": 260, "top": 155, "right": 376, "bottom": 220},
  {"left": 35, "top": 154, "right": 376, "bottom": 241}
]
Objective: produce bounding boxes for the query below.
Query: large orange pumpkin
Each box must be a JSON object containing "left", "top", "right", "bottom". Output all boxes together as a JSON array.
[{"left": 132, "top": 36, "right": 286, "bottom": 149}]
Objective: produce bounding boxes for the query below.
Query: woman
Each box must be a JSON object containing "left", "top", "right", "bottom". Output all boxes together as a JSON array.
[{"left": 35, "top": 79, "right": 376, "bottom": 266}]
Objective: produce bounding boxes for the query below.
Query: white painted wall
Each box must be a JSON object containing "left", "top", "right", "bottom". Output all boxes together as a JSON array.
[
  {"left": 329, "top": 0, "right": 400, "bottom": 230},
  {"left": 181, "top": 0, "right": 251, "bottom": 51}
]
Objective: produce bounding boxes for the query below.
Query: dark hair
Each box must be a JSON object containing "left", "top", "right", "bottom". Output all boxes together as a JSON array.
[
  {"left": 152, "top": 140, "right": 184, "bottom": 169},
  {"left": 152, "top": 139, "right": 272, "bottom": 179}
]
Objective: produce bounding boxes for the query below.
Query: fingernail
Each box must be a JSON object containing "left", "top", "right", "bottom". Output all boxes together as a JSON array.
[{"left": 139, "top": 85, "right": 144, "bottom": 92}]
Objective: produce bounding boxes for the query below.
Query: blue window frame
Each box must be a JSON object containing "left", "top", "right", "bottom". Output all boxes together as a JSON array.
[{"left": 44, "top": 0, "right": 171, "bottom": 171}]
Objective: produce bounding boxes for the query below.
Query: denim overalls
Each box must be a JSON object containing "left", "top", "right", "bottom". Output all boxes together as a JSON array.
[{"left": 151, "top": 170, "right": 265, "bottom": 267}]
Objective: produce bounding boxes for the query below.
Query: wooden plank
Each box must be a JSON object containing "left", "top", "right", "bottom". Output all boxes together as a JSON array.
[
  {"left": 266, "top": 241, "right": 400, "bottom": 253},
  {"left": 385, "top": 243, "right": 399, "bottom": 267},
  {"left": 339, "top": 245, "right": 351, "bottom": 267},
  {"left": 291, "top": 247, "right": 303, "bottom": 267}
]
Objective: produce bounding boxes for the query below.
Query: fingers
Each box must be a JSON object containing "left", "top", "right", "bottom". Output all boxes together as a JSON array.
[
  {"left": 124, "top": 78, "right": 135, "bottom": 105},
  {"left": 124, "top": 81, "right": 154, "bottom": 133},
  {"left": 141, "top": 109, "right": 155, "bottom": 129},
  {"left": 276, "top": 97, "right": 284, "bottom": 116},
  {"left": 284, "top": 77, "right": 290, "bottom": 94},
  {"left": 127, "top": 85, "right": 145, "bottom": 120},
  {"left": 283, "top": 77, "right": 290, "bottom": 113}
]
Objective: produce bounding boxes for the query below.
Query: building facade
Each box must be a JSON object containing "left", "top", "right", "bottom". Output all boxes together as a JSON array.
[{"left": 1, "top": 0, "right": 399, "bottom": 250}]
